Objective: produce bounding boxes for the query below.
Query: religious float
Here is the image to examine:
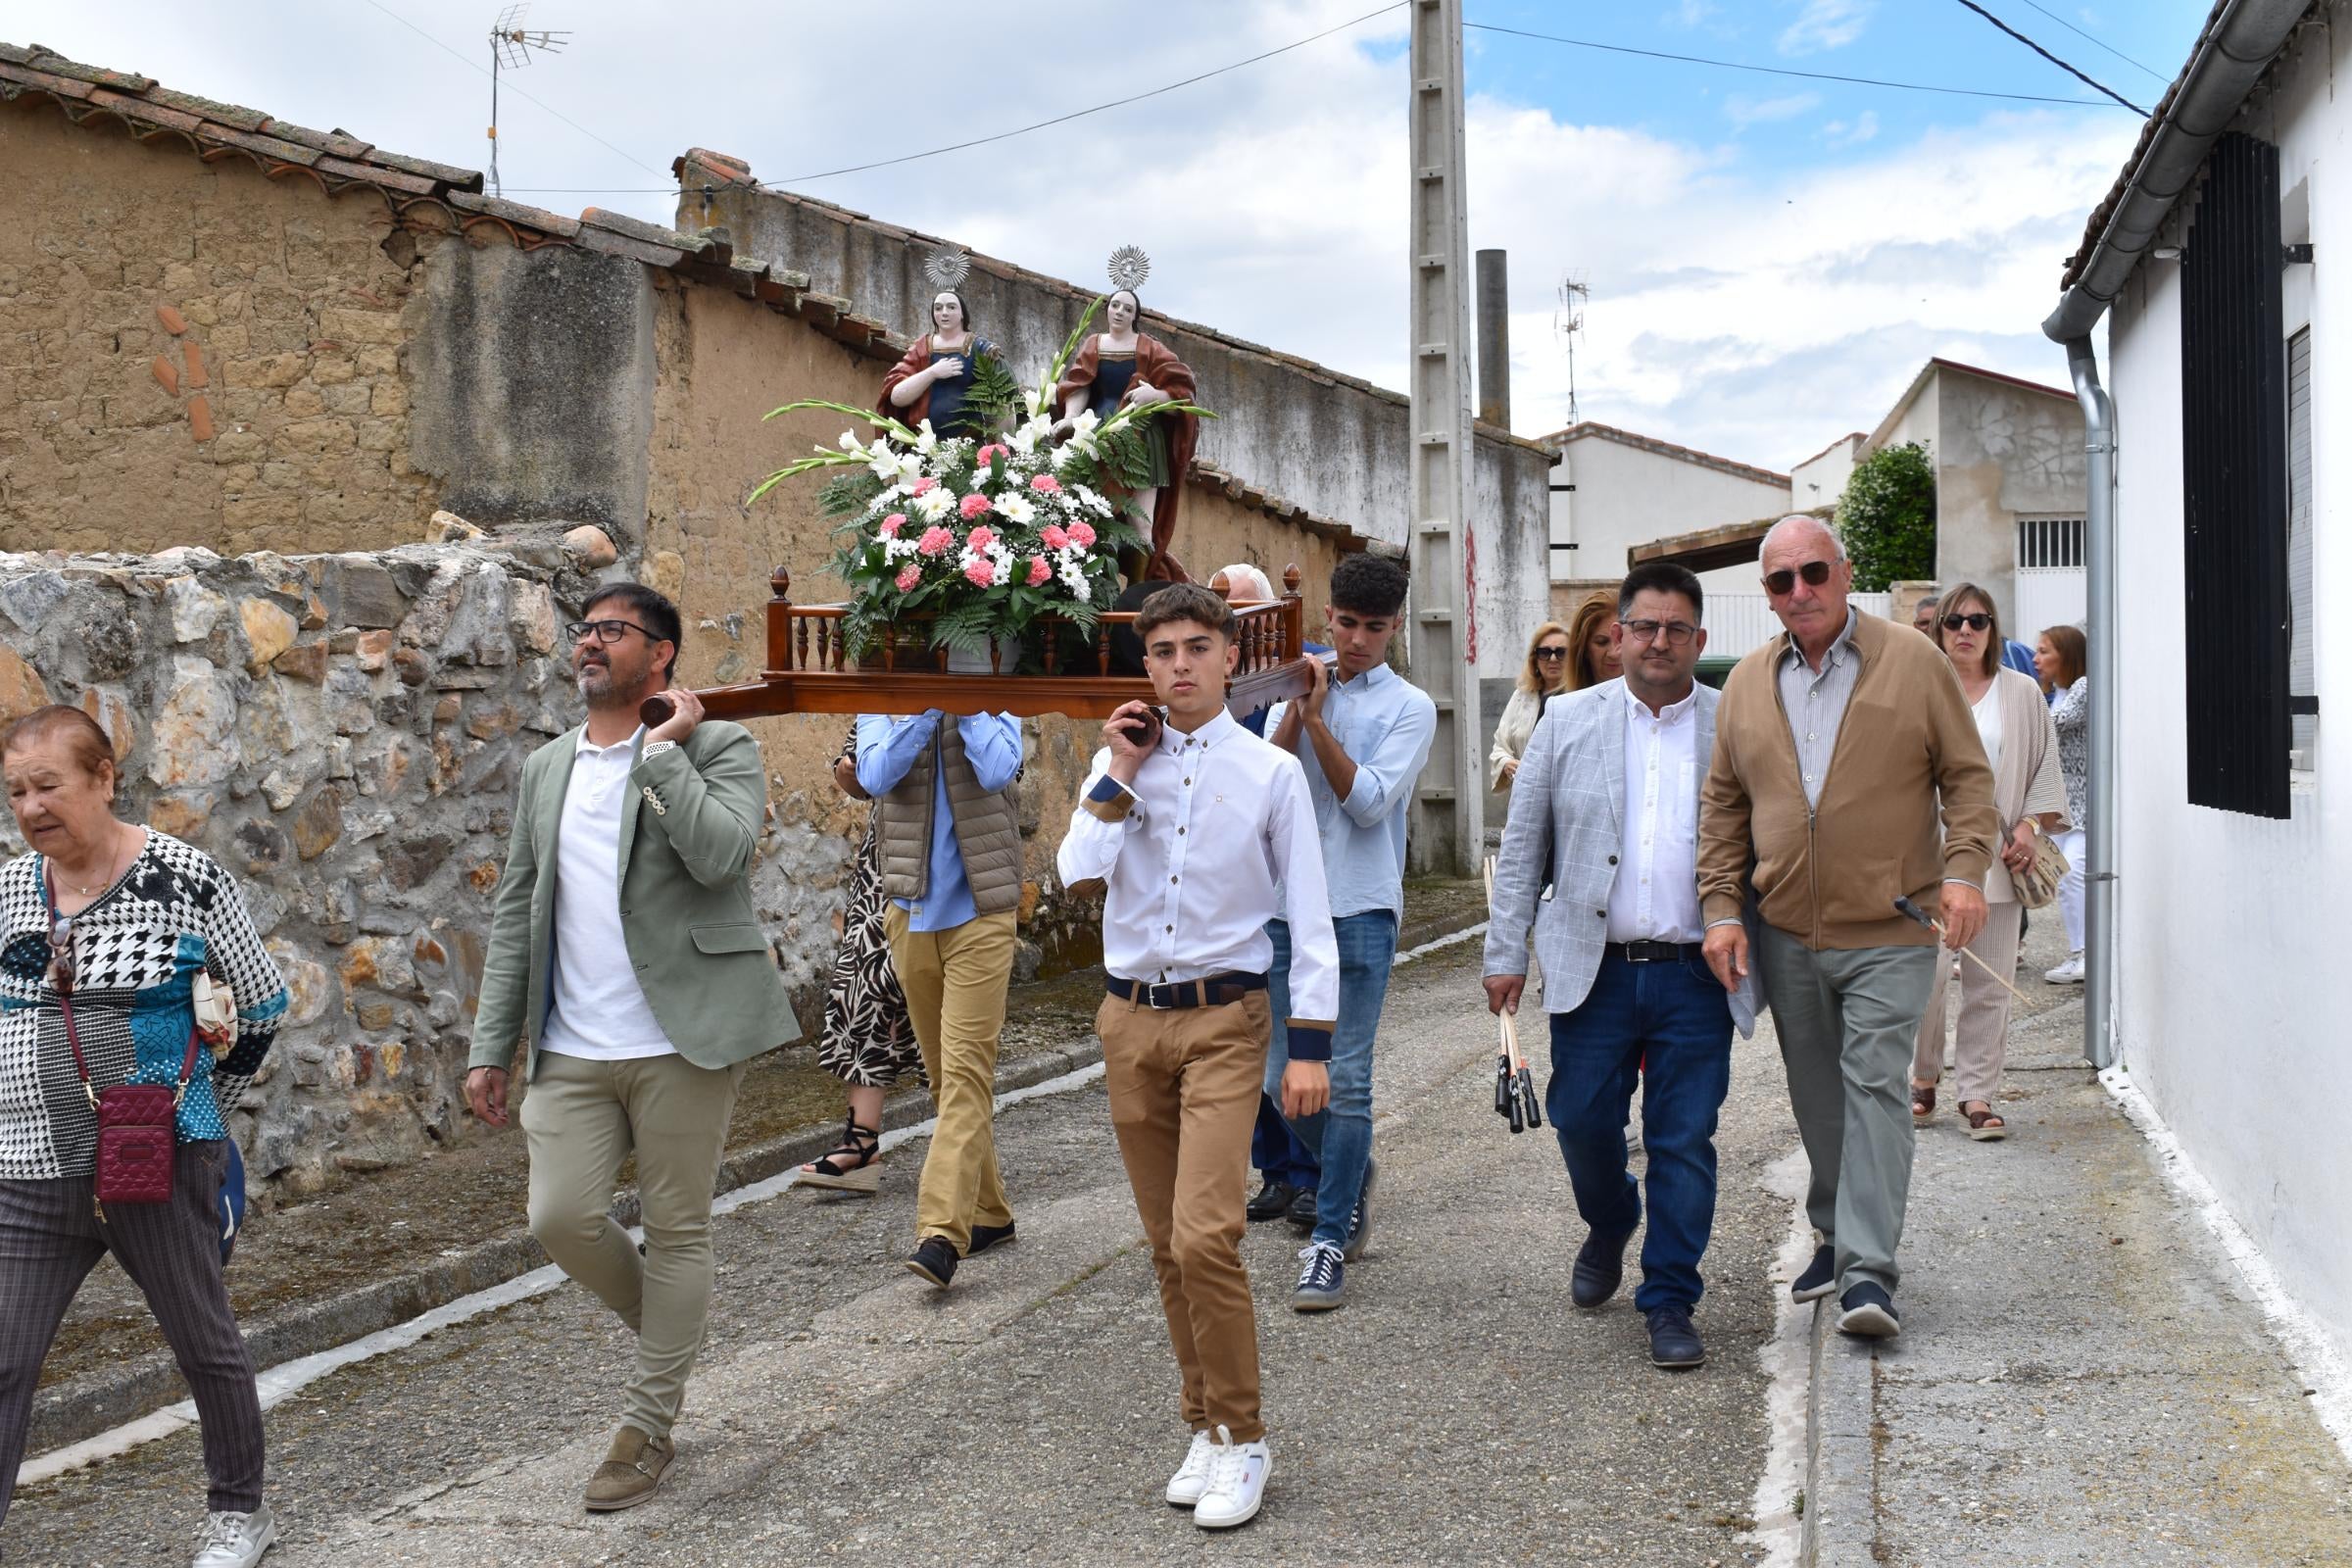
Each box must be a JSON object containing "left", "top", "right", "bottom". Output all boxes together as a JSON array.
[{"left": 644, "top": 247, "right": 1318, "bottom": 725}]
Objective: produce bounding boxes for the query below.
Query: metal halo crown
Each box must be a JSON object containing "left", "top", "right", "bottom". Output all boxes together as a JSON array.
[
  {"left": 1106, "top": 245, "right": 1152, "bottom": 294},
  {"left": 923, "top": 246, "right": 972, "bottom": 290}
]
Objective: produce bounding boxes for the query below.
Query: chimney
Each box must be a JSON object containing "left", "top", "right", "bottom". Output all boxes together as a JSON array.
[{"left": 1475, "top": 248, "right": 1510, "bottom": 428}]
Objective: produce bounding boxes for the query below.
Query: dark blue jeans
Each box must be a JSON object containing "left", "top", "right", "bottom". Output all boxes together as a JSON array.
[
  {"left": 1251, "top": 1092, "right": 1319, "bottom": 1191},
  {"left": 1265, "top": 910, "right": 1396, "bottom": 1250},
  {"left": 1547, "top": 951, "right": 1734, "bottom": 1311}
]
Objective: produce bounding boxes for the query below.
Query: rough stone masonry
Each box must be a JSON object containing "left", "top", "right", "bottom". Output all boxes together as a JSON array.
[{"left": 0, "top": 524, "right": 853, "bottom": 1198}]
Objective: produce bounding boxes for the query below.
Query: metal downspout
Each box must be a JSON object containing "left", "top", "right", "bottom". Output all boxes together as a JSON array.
[{"left": 2064, "top": 335, "right": 2118, "bottom": 1070}]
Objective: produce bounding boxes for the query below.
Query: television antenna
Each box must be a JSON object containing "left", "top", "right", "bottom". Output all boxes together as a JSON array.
[
  {"left": 1554, "top": 272, "right": 1590, "bottom": 424},
  {"left": 487, "top": 4, "right": 570, "bottom": 198}
]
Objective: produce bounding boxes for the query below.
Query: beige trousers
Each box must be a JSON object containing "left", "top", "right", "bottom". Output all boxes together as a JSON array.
[
  {"left": 886, "top": 907, "right": 1017, "bottom": 1252},
  {"left": 1910, "top": 900, "right": 2026, "bottom": 1106},
  {"left": 522, "top": 1050, "right": 748, "bottom": 1442},
  {"left": 1099, "top": 989, "right": 1270, "bottom": 1444}
]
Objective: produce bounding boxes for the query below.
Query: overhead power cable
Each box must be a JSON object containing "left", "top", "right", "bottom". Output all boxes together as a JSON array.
[
  {"left": 1948, "top": 0, "right": 2150, "bottom": 116},
  {"left": 1462, "top": 19, "right": 2134, "bottom": 109},
  {"left": 2012, "top": 0, "right": 2173, "bottom": 87}
]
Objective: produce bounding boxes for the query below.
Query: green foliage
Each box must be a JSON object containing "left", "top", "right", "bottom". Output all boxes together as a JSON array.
[
  {"left": 958, "top": 350, "right": 1023, "bottom": 437},
  {"left": 1837, "top": 441, "right": 1936, "bottom": 591}
]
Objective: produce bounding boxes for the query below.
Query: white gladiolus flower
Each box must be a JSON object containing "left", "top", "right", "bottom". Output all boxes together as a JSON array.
[
  {"left": 838, "top": 430, "right": 862, "bottom": 453},
  {"left": 914, "top": 419, "right": 939, "bottom": 455}
]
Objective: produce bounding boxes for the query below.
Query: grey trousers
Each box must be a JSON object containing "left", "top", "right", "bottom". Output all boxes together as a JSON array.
[
  {"left": 0, "top": 1141, "right": 264, "bottom": 1528},
  {"left": 1756, "top": 926, "right": 1938, "bottom": 1297}
]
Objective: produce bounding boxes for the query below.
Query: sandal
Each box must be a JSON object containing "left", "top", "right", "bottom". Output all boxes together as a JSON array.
[
  {"left": 797, "top": 1115, "right": 882, "bottom": 1193},
  {"left": 1962, "top": 1102, "right": 2007, "bottom": 1143},
  {"left": 1910, "top": 1082, "right": 1936, "bottom": 1125}
]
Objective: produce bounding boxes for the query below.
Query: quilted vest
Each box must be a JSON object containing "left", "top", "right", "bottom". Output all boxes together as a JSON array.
[{"left": 874, "top": 720, "right": 1023, "bottom": 916}]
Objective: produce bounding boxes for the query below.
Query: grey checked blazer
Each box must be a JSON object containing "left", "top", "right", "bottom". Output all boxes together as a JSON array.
[{"left": 1484, "top": 678, "right": 1759, "bottom": 1038}]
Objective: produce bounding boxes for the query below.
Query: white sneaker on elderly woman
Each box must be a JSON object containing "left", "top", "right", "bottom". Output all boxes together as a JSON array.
[
  {"left": 191, "top": 1505, "right": 276, "bottom": 1567},
  {"left": 2044, "top": 954, "right": 2084, "bottom": 985}
]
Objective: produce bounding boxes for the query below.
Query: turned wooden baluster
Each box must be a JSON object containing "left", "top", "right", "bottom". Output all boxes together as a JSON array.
[
  {"left": 766, "top": 566, "right": 792, "bottom": 673},
  {"left": 794, "top": 607, "right": 810, "bottom": 672},
  {"left": 1282, "top": 564, "right": 1303, "bottom": 662},
  {"left": 1095, "top": 623, "right": 1111, "bottom": 676}
]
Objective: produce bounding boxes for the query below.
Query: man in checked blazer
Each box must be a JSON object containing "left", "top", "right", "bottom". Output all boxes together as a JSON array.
[{"left": 1484, "top": 562, "right": 1759, "bottom": 1371}]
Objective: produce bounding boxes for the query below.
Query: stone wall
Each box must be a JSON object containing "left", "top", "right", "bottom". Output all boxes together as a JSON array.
[
  {"left": 0, "top": 96, "right": 438, "bottom": 557},
  {"left": 0, "top": 533, "right": 864, "bottom": 1197}
]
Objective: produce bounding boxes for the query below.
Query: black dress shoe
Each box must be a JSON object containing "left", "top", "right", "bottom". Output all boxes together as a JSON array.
[
  {"left": 1645, "top": 1303, "right": 1705, "bottom": 1368},
  {"left": 1837, "top": 1282, "right": 1900, "bottom": 1339},
  {"left": 1571, "top": 1228, "right": 1633, "bottom": 1309},
  {"left": 1791, "top": 1244, "right": 1837, "bottom": 1303},
  {"left": 1285, "top": 1186, "right": 1320, "bottom": 1233},
  {"left": 1248, "top": 1180, "right": 1301, "bottom": 1223},
  {"left": 966, "top": 1221, "right": 1016, "bottom": 1256},
  {"left": 905, "top": 1236, "right": 957, "bottom": 1289}
]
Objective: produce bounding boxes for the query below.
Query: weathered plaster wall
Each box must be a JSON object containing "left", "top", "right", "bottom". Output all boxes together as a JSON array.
[
  {"left": 1933, "top": 373, "right": 2086, "bottom": 628},
  {"left": 0, "top": 97, "right": 437, "bottom": 556}
]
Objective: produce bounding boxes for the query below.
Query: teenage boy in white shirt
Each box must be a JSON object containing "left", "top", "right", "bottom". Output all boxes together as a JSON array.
[{"left": 1058, "top": 582, "right": 1341, "bottom": 1532}]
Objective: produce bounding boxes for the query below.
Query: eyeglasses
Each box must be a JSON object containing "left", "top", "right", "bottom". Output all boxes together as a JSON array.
[
  {"left": 1762, "top": 560, "right": 1836, "bottom": 596},
  {"left": 565, "top": 619, "right": 660, "bottom": 646},
  {"left": 1619, "top": 619, "right": 1697, "bottom": 647},
  {"left": 1941, "top": 612, "right": 1993, "bottom": 632},
  {"left": 46, "top": 913, "right": 74, "bottom": 994},
  {"left": 1534, "top": 647, "right": 1569, "bottom": 662}
]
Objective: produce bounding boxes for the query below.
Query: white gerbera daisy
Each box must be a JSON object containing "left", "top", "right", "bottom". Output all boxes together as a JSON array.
[{"left": 995, "top": 493, "right": 1038, "bottom": 526}]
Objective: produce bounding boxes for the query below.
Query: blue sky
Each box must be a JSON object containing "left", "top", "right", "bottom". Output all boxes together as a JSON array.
[{"left": 24, "top": 1, "right": 2217, "bottom": 470}]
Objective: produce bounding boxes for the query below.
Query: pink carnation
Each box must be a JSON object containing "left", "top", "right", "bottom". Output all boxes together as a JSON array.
[
  {"left": 879, "top": 513, "right": 906, "bottom": 537},
  {"left": 909, "top": 476, "right": 939, "bottom": 495},
  {"left": 895, "top": 564, "right": 922, "bottom": 591},
  {"left": 917, "top": 526, "right": 955, "bottom": 557},
  {"left": 1026, "top": 556, "right": 1052, "bottom": 586},
  {"left": 1028, "top": 473, "right": 1063, "bottom": 494},
  {"left": 958, "top": 492, "right": 994, "bottom": 520},
  {"left": 1040, "top": 524, "right": 1069, "bottom": 551},
  {"left": 962, "top": 559, "right": 997, "bottom": 589},
  {"left": 965, "top": 524, "right": 997, "bottom": 553},
  {"left": 1066, "top": 520, "right": 1097, "bottom": 548},
  {"left": 975, "top": 444, "right": 1006, "bottom": 467}
]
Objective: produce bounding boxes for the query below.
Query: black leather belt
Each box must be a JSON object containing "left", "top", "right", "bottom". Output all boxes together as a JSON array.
[
  {"left": 1607, "top": 940, "right": 1705, "bottom": 964},
  {"left": 1105, "top": 972, "right": 1270, "bottom": 1010}
]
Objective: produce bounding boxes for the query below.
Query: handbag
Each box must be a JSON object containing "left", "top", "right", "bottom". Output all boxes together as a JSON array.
[
  {"left": 58, "top": 988, "right": 199, "bottom": 1214},
  {"left": 2012, "top": 828, "right": 2071, "bottom": 909}
]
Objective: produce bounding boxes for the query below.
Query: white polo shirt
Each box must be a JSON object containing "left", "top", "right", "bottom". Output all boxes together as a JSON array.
[{"left": 538, "top": 727, "right": 678, "bottom": 1062}]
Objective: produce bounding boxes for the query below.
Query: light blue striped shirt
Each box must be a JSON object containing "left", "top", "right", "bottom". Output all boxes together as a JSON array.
[{"left": 1265, "top": 662, "right": 1438, "bottom": 919}]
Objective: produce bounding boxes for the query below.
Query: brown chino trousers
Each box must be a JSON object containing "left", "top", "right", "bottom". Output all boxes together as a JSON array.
[
  {"left": 887, "top": 907, "right": 1018, "bottom": 1253},
  {"left": 1098, "top": 987, "right": 1270, "bottom": 1444}
]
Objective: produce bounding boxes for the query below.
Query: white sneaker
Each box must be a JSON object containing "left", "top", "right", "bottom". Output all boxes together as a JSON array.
[
  {"left": 1192, "top": 1424, "right": 1271, "bottom": 1530},
  {"left": 2044, "top": 954, "right": 2084, "bottom": 985},
  {"left": 1164, "top": 1429, "right": 1216, "bottom": 1507},
  {"left": 191, "top": 1505, "right": 277, "bottom": 1567}
]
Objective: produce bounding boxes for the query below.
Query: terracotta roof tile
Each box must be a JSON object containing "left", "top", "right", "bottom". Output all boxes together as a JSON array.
[
  {"left": 259, "top": 120, "right": 377, "bottom": 160},
  {"left": 579, "top": 207, "right": 712, "bottom": 257},
  {"left": 447, "top": 189, "right": 582, "bottom": 238},
  {"left": 8, "top": 46, "right": 153, "bottom": 92}
]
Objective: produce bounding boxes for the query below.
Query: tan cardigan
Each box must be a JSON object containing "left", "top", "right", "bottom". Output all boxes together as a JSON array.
[{"left": 1698, "top": 612, "right": 2000, "bottom": 950}]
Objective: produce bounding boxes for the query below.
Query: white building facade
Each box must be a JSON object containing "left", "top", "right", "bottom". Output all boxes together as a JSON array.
[{"left": 1539, "top": 421, "right": 1790, "bottom": 618}]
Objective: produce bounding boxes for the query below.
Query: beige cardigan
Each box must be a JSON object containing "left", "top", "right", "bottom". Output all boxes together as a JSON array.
[
  {"left": 1976, "top": 666, "right": 2072, "bottom": 903},
  {"left": 1489, "top": 687, "right": 1545, "bottom": 790}
]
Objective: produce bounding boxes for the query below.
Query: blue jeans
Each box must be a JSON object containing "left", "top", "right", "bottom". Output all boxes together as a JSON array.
[
  {"left": 1250, "top": 1091, "right": 1319, "bottom": 1191},
  {"left": 1264, "top": 910, "right": 1397, "bottom": 1249},
  {"left": 1547, "top": 951, "right": 1734, "bottom": 1311}
]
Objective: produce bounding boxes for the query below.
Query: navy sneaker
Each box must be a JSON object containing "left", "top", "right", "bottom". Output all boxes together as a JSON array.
[
  {"left": 904, "top": 1236, "right": 957, "bottom": 1290},
  {"left": 966, "top": 1221, "right": 1016, "bottom": 1256},
  {"left": 1791, "top": 1244, "right": 1837, "bottom": 1303},
  {"left": 1644, "top": 1303, "right": 1705, "bottom": 1368},
  {"left": 1837, "top": 1282, "right": 1901, "bottom": 1339},
  {"left": 1293, "top": 1242, "right": 1347, "bottom": 1312},
  {"left": 1571, "top": 1228, "right": 1633, "bottom": 1309},
  {"left": 1341, "top": 1159, "right": 1378, "bottom": 1263}
]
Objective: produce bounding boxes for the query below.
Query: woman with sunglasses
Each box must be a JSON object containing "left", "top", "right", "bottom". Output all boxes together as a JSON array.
[
  {"left": 0, "top": 705, "right": 287, "bottom": 1565},
  {"left": 1907, "top": 588, "right": 2067, "bottom": 1142},
  {"left": 1491, "top": 620, "right": 1575, "bottom": 790}
]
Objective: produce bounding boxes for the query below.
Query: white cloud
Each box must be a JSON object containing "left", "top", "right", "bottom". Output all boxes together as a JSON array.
[
  {"left": 1726, "top": 92, "right": 1824, "bottom": 128},
  {"left": 1779, "top": 0, "right": 1875, "bottom": 56},
  {"left": 1822, "top": 110, "right": 1882, "bottom": 146}
]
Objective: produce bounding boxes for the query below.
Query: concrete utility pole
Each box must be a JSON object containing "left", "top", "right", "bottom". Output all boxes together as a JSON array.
[{"left": 1406, "top": 0, "right": 1483, "bottom": 875}]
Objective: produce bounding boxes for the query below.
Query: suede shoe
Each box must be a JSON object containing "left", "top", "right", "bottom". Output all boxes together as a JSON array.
[
  {"left": 905, "top": 1236, "right": 957, "bottom": 1289},
  {"left": 1791, "top": 1244, "right": 1838, "bottom": 1303},
  {"left": 584, "top": 1426, "right": 674, "bottom": 1512},
  {"left": 966, "top": 1221, "right": 1016, "bottom": 1256},
  {"left": 1285, "top": 1185, "right": 1319, "bottom": 1233},
  {"left": 1248, "top": 1179, "right": 1300, "bottom": 1223},
  {"left": 1571, "top": 1228, "right": 1633, "bottom": 1309},
  {"left": 1837, "top": 1282, "right": 1901, "bottom": 1339},
  {"left": 1645, "top": 1303, "right": 1705, "bottom": 1368}
]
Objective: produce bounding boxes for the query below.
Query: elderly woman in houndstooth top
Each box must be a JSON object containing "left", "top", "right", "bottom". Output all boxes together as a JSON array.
[{"left": 0, "top": 705, "right": 287, "bottom": 1568}]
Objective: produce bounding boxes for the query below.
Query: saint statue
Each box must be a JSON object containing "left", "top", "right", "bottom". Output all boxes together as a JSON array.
[
  {"left": 1054, "top": 287, "right": 1199, "bottom": 583},
  {"left": 878, "top": 289, "right": 997, "bottom": 439}
]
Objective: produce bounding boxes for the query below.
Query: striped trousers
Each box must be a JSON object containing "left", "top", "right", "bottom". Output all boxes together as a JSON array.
[{"left": 0, "top": 1140, "right": 264, "bottom": 1527}]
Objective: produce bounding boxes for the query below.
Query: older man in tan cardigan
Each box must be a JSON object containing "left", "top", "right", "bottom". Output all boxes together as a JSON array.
[{"left": 1698, "top": 515, "right": 1997, "bottom": 1341}]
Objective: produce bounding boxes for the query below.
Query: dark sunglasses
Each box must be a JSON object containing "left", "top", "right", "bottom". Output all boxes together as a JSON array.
[
  {"left": 565, "top": 618, "right": 659, "bottom": 646},
  {"left": 1763, "top": 560, "right": 1835, "bottom": 596},
  {"left": 1534, "top": 646, "right": 1569, "bottom": 661},
  {"left": 46, "top": 912, "right": 74, "bottom": 993},
  {"left": 1941, "top": 612, "right": 1993, "bottom": 632}
]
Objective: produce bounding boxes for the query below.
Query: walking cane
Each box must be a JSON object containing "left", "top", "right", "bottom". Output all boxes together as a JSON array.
[
  {"left": 1482, "top": 858, "right": 1544, "bottom": 1134},
  {"left": 1891, "top": 896, "right": 2034, "bottom": 1007}
]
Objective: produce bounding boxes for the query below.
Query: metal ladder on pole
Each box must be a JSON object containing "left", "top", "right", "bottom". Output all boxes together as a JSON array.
[{"left": 1406, "top": 0, "right": 1484, "bottom": 875}]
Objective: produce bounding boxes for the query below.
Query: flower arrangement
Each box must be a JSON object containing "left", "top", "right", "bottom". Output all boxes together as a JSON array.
[{"left": 750, "top": 299, "right": 1213, "bottom": 664}]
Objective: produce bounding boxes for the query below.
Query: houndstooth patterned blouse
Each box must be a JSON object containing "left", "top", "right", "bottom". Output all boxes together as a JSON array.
[
  {"left": 2050, "top": 677, "right": 2089, "bottom": 827},
  {"left": 0, "top": 831, "right": 287, "bottom": 1180}
]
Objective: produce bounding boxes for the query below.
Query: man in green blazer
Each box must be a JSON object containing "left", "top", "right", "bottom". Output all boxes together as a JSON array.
[{"left": 466, "top": 582, "right": 796, "bottom": 1513}]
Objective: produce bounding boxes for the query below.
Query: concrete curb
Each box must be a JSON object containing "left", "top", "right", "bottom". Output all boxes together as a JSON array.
[
  {"left": 1801, "top": 1298, "right": 1879, "bottom": 1567},
  {"left": 28, "top": 901, "right": 1492, "bottom": 1460}
]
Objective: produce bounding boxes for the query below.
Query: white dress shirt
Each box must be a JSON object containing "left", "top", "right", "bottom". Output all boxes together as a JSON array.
[
  {"left": 1606, "top": 684, "right": 1705, "bottom": 945},
  {"left": 1057, "top": 710, "right": 1341, "bottom": 1051},
  {"left": 539, "top": 727, "right": 678, "bottom": 1061}
]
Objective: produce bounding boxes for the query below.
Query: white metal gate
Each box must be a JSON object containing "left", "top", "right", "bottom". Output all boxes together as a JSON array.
[
  {"left": 1701, "top": 592, "right": 1889, "bottom": 660},
  {"left": 2015, "top": 515, "right": 2086, "bottom": 639}
]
